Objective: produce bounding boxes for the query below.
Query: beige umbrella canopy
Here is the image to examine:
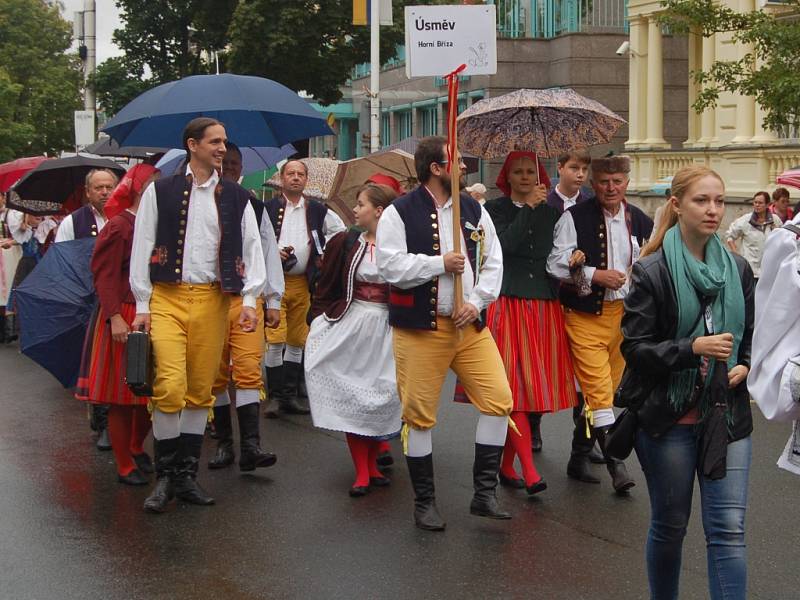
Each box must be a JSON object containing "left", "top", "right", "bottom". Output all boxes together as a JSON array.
[
  {"left": 266, "top": 156, "right": 340, "bottom": 203},
  {"left": 328, "top": 149, "right": 416, "bottom": 223}
]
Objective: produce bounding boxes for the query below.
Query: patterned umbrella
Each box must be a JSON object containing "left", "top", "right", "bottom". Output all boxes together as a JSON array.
[
  {"left": 266, "top": 157, "right": 340, "bottom": 202},
  {"left": 777, "top": 166, "right": 800, "bottom": 190},
  {"left": 456, "top": 88, "right": 626, "bottom": 159}
]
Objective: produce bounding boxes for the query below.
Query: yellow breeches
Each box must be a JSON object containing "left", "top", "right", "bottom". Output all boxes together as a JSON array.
[
  {"left": 265, "top": 274, "right": 310, "bottom": 347},
  {"left": 392, "top": 317, "right": 513, "bottom": 430},
  {"left": 149, "top": 282, "right": 229, "bottom": 413},
  {"left": 563, "top": 300, "right": 626, "bottom": 413},
  {"left": 213, "top": 296, "right": 265, "bottom": 393}
]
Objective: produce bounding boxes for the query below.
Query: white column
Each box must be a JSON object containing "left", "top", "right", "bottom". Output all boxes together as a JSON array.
[
  {"left": 698, "top": 34, "right": 716, "bottom": 145},
  {"left": 625, "top": 17, "right": 644, "bottom": 147},
  {"left": 644, "top": 17, "right": 667, "bottom": 146}
]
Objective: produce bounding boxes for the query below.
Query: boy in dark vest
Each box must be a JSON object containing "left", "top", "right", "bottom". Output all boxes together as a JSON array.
[
  {"left": 376, "top": 136, "right": 513, "bottom": 531},
  {"left": 55, "top": 167, "right": 118, "bottom": 450},
  {"left": 547, "top": 155, "right": 653, "bottom": 493},
  {"left": 263, "top": 160, "right": 345, "bottom": 416},
  {"left": 130, "top": 118, "right": 267, "bottom": 513}
]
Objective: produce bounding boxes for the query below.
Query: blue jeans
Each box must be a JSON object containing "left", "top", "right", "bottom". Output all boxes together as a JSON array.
[{"left": 635, "top": 426, "right": 751, "bottom": 600}]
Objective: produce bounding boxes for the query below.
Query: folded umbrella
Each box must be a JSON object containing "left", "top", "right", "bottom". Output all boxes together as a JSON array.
[
  {"left": 101, "top": 73, "right": 333, "bottom": 148},
  {"left": 0, "top": 156, "right": 49, "bottom": 193},
  {"left": 15, "top": 238, "right": 97, "bottom": 388},
  {"left": 8, "top": 156, "right": 126, "bottom": 216},
  {"left": 776, "top": 166, "right": 800, "bottom": 190}
]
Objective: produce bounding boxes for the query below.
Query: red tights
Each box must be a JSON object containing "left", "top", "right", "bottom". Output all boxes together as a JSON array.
[
  {"left": 500, "top": 411, "right": 541, "bottom": 486},
  {"left": 345, "top": 433, "right": 384, "bottom": 488},
  {"left": 107, "top": 405, "right": 151, "bottom": 476}
]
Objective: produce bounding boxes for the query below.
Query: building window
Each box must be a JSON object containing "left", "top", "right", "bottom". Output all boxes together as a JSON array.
[
  {"left": 397, "top": 110, "right": 413, "bottom": 141},
  {"left": 381, "top": 113, "right": 391, "bottom": 147},
  {"left": 420, "top": 106, "right": 438, "bottom": 136}
]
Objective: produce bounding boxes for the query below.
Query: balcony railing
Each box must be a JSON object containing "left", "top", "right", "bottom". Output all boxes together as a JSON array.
[{"left": 489, "top": 0, "right": 628, "bottom": 39}]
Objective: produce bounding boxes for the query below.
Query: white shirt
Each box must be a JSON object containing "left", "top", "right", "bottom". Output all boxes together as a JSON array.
[
  {"left": 277, "top": 195, "right": 346, "bottom": 275},
  {"left": 130, "top": 167, "right": 266, "bottom": 313},
  {"left": 555, "top": 185, "right": 581, "bottom": 211},
  {"left": 259, "top": 214, "right": 285, "bottom": 310},
  {"left": 547, "top": 203, "right": 636, "bottom": 301},
  {"left": 376, "top": 188, "right": 503, "bottom": 315},
  {"left": 54, "top": 207, "right": 107, "bottom": 242},
  {"left": 724, "top": 212, "right": 781, "bottom": 278},
  {"left": 6, "top": 210, "right": 30, "bottom": 244}
]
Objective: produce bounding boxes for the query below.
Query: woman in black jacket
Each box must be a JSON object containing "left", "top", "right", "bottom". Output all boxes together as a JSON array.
[{"left": 621, "top": 165, "right": 754, "bottom": 600}]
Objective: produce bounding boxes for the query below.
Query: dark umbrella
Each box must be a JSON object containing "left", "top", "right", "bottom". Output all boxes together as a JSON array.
[
  {"left": 8, "top": 155, "right": 126, "bottom": 216},
  {"left": 84, "top": 137, "right": 167, "bottom": 159},
  {"left": 15, "top": 238, "right": 96, "bottom": 388},
  {"left": 101, "top": 73, "right": 333, "bottom": 148}
]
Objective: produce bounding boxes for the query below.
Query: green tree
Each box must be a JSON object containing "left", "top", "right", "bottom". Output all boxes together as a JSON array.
[
  {"left": 659, "top": 0, "right": 800, "bottom": 133},
  {"left": 0, "top": 0, "right": 83, "bottom": 160}
]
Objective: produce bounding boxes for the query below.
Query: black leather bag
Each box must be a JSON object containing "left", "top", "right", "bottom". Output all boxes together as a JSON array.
[
  {"left": 604, "top": 408, "right": 639, "bottom": 460},
  {"left": 126, "top": 329, "right": 154, "bottom": 396}
]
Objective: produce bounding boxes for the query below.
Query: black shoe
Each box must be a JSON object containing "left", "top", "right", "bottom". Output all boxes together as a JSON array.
[
  {"left": 567, "top": 414, "right": 601, "bottom": 484},
  {"left": 526, "top": 478, "right": 547, "bottom": 496},
  {"left": 96, "top": 428, "right": 112, "bottom": 451},
  {"left": 589, "top": 444, "right": 606, "bottom": 464},
  {"left": 264, "top": 367, "right": 285, "bottom": 418},
  {"left": 405, "top": 454, "right": 446, "bottom": 531},
  {"left": 377, "top": 451, "right": 394, "bottom": 467},
  {"left": 143, "top": 437, "right": 179, "bottom": 513},
  {"left": 349, "top": 485, "right": 369, "bottom": 497},
  {"left": 469, "top": 443, "right": 512, "bottom": 520},
  {"left": 529, "top": 412, "right": 543, "bottom": 453},
  {"left": 499, "top": 472, "right": 525, "bottom": 489},
  {"left": 237, "top": 402, "right": 277, "bottom": 471},
  {"left": 173, "top": 433, "right": 215, "bottom": 505},
  {"left": 208, "top": 404, "right": 235, "bottom": 469},
  {"left": 118, "top": 469, "right": 149, "bottom": 486},
  {"left": 133, "top": 453, "right": 154, "bottom": 474},
  {"left": 594, "top": 426, "right": 636, "bottom": 494},
  {"left": 370, "top": 475, "right": 390, "bottom": 487}
]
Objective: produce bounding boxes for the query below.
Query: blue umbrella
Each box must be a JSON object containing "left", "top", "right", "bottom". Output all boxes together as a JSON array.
[
  {"left": 15, "top": 239, "right": 96, "bottom": 387},
  {"left": 155, "top": 143, "right": 297, "bottom": 176},
  {"left": 101, "top": 74, "right": 333, "bottom": 148}
]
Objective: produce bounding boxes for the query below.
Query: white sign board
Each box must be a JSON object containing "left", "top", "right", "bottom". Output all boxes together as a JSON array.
[
  {"left": 404, "top": 5, "right": 497, "bottom": 78},
  {"left": 74, "top": 110, "right": 95, "bottom": 148}
]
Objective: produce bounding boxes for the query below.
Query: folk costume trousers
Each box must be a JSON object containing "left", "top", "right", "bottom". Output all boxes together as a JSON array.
[
  {"left": 265, "top": 274, "right": 310, "bottom": 348},
  {"left": 563, "top": 300, "right": 625, "bottom": 419},
  {"left": 150, "top": 282, "right": 229, "bottom": 413},
  {"left": 213, "top": 296, "right": 265, "bottom": 393},
  {"left": 393, "top": 317, "right": 513, "bottom": 430}
]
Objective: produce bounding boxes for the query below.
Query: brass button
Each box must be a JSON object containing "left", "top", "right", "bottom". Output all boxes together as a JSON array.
[
  {"left": 599, "top": 233, "right": 605, "bottom": 239},
  {"left": 180, "top": 210, "right": 187, "bottom": 215},
  {"left": 177, "top": 249, "right": 183, "bottom": 255},
  {"left": 179, "top": 229, "right": 185, "bottom": 235},
  {"left": 279, "top": 207, "right": 284, "bottom": 212},
  {"left": 178, "top": 239, "right": 183, "bottom": 245},
  {"left": 430, "top": 213, "right": 436, "bottom": 219},
  {"left": 431, "top": 223, "right": 438, "bottom": 229},
  {"left": 430, "top": 310, "right": 436, "bottom": 316},
  {"left": 432, "top": 244, "right": 440, "bottom": 251},
  {"left": 596, "top": 311, "right": 601, "bottom": 315},
  {"left": 176, "top": 259, "right": 182, "bottom": 265},
  {"left": 600, "top": 252, "right": 606, "bottom": 258},
  {"left": 431, "top": 286, "right": 437, "bottom": 293},
  {"left": 529, "top": 273, "right": 534, "bottom": 278},
  {"left": 91, "top": 231, "right": 97, "bottom": 236},
  {"left": 183, "top": 190, "right": 189, "bottom": 196},
  {"left": 433, "top": 233, "right": 439, "bottom": 240},
  {"left": 174, "top": 268, "right": 181, "bottom": 274},
  {"left": 600, "top": 242, "right": 606, "bottom": 248},
  {"left": 182, "top": 199, "right": 188, "bottom": 206},
  {"left": 430, "top": 321, "right": 436, "bottom": 328},
  {"left": 430, "top": 298, "right": 436, "bottom": 305},
  {"left": 180, "top": 219, "right": 186, "bottom": 225}
]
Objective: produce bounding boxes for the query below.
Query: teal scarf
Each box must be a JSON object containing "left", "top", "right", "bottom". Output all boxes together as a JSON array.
[{"left": 663, "top": 225, "right": 745, "bottom": 413}]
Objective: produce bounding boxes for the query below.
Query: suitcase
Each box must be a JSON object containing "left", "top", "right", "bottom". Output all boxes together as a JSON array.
[{"left": 126, "top": 329, "right": 154, "bottom": 397}]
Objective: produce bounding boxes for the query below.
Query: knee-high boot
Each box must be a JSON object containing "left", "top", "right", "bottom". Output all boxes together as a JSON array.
[
  {"left": 173, "top": 433, "right": 215, "bottom": 505},
  {"left": 237, "top": 402, "right": 277, "bottom": 471},
  {"left": 143, "top": 437, "right": 179, "bottom": 513},
  {"left": 208, "top": 405, "right": 235, "bottom": 469},
  {"left": 470, "top": 443, "right": 512, "bottom": 519},
  {"left": 567, "top": 413, "right": 601, "bottom": 484},
  {"left": 594, "top": 426, "right": 635, "bottom": 494},
  {"left": 405, "top": 454, "right": 446, "bottom": 531}
]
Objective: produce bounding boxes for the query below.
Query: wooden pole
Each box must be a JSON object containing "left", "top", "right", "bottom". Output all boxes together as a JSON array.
[{"left": 451, "top": 124, "right": 463, "bottom": 318}]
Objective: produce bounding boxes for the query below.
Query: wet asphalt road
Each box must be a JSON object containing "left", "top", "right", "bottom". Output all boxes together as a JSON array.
[{"left": 0, "top": 344, "right": 798, "bottom": 600}]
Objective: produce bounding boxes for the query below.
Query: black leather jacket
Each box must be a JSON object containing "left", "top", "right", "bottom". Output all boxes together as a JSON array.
[{"left": 619, "top": 248, "right": 755, "bottom": 440}]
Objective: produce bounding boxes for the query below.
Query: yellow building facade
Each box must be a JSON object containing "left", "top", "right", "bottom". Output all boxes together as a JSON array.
[{"left": 626, "top": 0, "right": 800, "bottom": 199}]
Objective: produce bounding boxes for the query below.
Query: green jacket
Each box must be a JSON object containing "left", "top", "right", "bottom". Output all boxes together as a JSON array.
[{"left": 484, "top": 196, "right": 560, "bottom": 300}]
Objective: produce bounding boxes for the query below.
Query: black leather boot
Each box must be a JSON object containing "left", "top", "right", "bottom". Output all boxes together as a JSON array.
[
  {"left": 529, "top": 412, "right": 543, "bottom": 453},
  {"left": 143, "top": 437, "right": 179, "bottom": 513},
  {"left": 280, "top": 362, "right": 310, "bottom": 414},
  {"left": 573, "top": 395, "right": 605, "bottom": 464},
  {"left": 595, "top": 426, "right": 636, "bottom": 494},
  {"left": 237, "top": 402, "right": 277, "bottom": 471},
  {"left": 470, "top": 443, "right": 512, "bottom": 520},
  {"left": 173, "top": 433, "right": 215, "bottom": 505},
  {"left": 208, "top": 404, "right": 234, "bottom": 469},
  {"left": 264, "top": 366, "right": 284, "bottom": 419},
  {"left": 405, "top": 454, "right": 446, "bottom": 531},
  {"left": 93, "top": 405, "right": 112, "bottom": 451},
  {"left": 3, "top": 312, "right": 17, "bottom": 343},
  {"left": 567, "top": 414, "right": 601, "bottom": 484}
]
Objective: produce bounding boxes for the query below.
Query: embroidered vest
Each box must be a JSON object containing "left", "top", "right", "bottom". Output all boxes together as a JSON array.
[
  {"left": 72, "top": 205, "right": 99, "bottom": 239},
  {"left": 149, "top": 173, "right": 249, "bottom": 294},
  {"left": 264, "top": 196, "right": 328, "bottom": 283},
  {"left": 388, "top": 187, "right": 482, "bottom": 331}
]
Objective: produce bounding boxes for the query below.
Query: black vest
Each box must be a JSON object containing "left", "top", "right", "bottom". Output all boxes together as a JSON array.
[
  {"left": 149, "top": 173, "right": 250, "bottom": 294},
  {"left": 264, "top": 196, "right": 328, "bottom": 283},
  {"left": 388, "top": 186, "right": 483, "bottom": 331},
  {"left": 560, "top": 197, "right": 653, "bottom": 315},
  {"left": 72, "top": 205, "right": 99, "bottom": 239}
]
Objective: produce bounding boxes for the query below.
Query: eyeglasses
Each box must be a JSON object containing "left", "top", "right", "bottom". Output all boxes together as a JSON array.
[{"left": 437, "top": 159, "right": 466, "bottom": 166}]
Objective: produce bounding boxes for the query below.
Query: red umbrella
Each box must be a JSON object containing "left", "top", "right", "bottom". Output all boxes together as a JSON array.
[
  {"left": 0, "top": 156, "right": 48, "bottom": 193},
  {"left": 776, "top": 166, "right": 800, "bottom": 190}
]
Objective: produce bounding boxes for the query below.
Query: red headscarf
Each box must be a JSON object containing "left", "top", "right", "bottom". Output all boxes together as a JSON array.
[
  {"left": 367, "top": 173, "right": 404, "bottom": 195},
  {"left": 104, "top": 164, "right": 159, "bottom": 220},
  {"left": 495, "top": 151, "right": 551, "bottom": 197}
]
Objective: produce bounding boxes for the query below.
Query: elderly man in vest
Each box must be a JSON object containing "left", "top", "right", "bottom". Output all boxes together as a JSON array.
[
  {"left": 130, "top": 118, "right": 266, "bottom": 513},
  {"left": 377, "top": 136, "right": 513, "bottom": 531},
  {"left": 56, "top": 167, "right": 119, "bottom": 450},
  {"left": 208, "top": 142, "right": 284, "bottom": 472},
  {"left": 263, "top": 160, "right": 345, "bottom": 417},
  {"left": 547, "top": 155, "right": 653, "bottom": 493}
]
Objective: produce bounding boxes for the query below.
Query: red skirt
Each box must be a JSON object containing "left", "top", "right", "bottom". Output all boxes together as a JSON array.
[
  {"left": 74, "top": 303, "right": 147, "bottom": 406},
  {"left": 486, "top": 296, "right": 577, "bottom": 413}
]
